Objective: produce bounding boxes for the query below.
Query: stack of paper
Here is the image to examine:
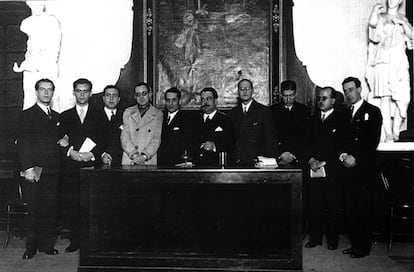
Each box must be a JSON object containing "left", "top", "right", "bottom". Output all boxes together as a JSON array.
[{"left": 255, "top": 156, "right": 278, "bottom": 168}]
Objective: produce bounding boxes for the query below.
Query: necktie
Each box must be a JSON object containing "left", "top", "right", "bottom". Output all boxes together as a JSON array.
[
  {"left": 110, "top": 111, "right": 115, "bottom": 122},
  {"left": 350, "top": 105, "right": 354, "bottom": 121},
  {"left": 243, "top": 106, "right": 247, "bottom": 115},
  {"left": 321, "top": 113, "right": 326, "bottom": 122},
  {"left": 166, "top": 115, "right": 171, "bottom": 125},
  {"left": 47, "top": 107, "right": 51, "bottom": 119},
  {"left": 205, "top": 115, "right": 210, "bottom": 123},
  {"left": 79, "top": 108, "right": 85, "bottom": 124}
]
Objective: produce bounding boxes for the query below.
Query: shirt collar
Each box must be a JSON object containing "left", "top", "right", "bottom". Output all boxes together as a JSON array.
[
  {"left": 36, "top": 102, "right": 50, "bottom": 115},
  {"left": 104, "top": 107, "right": 116, "bottom": 120},
  {"left": 203, "top": 110, "right": 217, "bottom": 121},
  {"left": 352, "top": 99, "right": 364, "bottom": 116},
  {"left": 321, "top": 108, "right": 334, "bottom": 119},
  {"left": 76, "top": 104, "right": 89, "bottom": 115},
  {"left": 168, "top": 110, "right": 179, "bottom": 121},
  {"left": 242, "top": 100, "right": 253, "bottom": 112}
]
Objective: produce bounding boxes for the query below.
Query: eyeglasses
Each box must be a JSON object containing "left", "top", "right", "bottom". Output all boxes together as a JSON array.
[
  {"left": 239, "top": 87, "right": 252, "bottom": 92},
  {"left": 74, "top": 89, "right": 91, "bottom": 94},
  {"left": 134, "top": 91, "right": 149, "bottom": 97}
]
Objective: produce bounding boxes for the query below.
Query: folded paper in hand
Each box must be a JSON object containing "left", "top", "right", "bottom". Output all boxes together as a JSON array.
[
  {"left": 79, "top": 137, "right": 96, "bottom": 153},
  {"left": 255, "top": 156, "right": 278, "bottom": 168},
  {"left": 310, "top": 166, "right": 326, "bottom": 178},
  {"left": 20, "top": 166, "right": 42, "bottom": 182}
]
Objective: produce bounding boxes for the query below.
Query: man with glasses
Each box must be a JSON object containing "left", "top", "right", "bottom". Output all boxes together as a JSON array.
[
  {"left": 121, "top": 82, "right": 163, "bottom": 165},
  {"left": 305, "top": 87, "right": 347, "bottom": 251},
  {"left": 99, "top": 85, "right": 124, "bottom": 166},
  {"left": 59, "top": 78, "right": 105, "bottom": 253},
  {"left": 229, "top": 79, "right": 277, "bottom": 166}
]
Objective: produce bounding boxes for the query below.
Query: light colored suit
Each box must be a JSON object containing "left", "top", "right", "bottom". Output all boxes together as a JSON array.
[{"left": 121, "top": 104, "right": 163, "bottom": 165}]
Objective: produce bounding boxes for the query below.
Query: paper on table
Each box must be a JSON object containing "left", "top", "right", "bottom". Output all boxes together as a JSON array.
[
  {"left": 79, "top": 137, "right": 96, "bottom": 153},
  {"left": 310, "top": 165, "right": 326, "bottom": 178}
]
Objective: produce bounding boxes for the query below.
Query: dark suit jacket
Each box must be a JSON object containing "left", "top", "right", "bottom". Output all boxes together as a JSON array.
[
  {"left": 18, "top": 104, "right": 61, "bottom": 174},
  {"left": 59, "top": 105, "right": 105, "bottom": 174},
  {"left": 343, "top": 100, "right": 382, "bottom": 179},
  {"left": 158, "top": 110, "right": 193, "bottom": 166},
  {"left": 271, "top": 101, "right": 310, "bottom": 166},
  {"left": 229, "top": 100, "right": 277, "bottom": 166},
  {"left": 98, "top": 107, "right": 124, "bottom": 166},
  {"left": 192, "top": 111, "right": 235, "bottom": 166},
  {"left": 307, "top": 109, "right": 347, "bottom": 178}
]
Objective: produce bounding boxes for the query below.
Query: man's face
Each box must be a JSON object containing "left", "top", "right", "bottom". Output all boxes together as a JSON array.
[
  {"left": 342, "top": 81, "right": 361, "bottom": 105},
  {"left": 103, "top": 88, "right": 120, "bottom": 109},
  {"left": 281, "top": 89, "right": 296, "bottom": 107},
  {"left": 317, "top": 89, "right": 335, "bottom": 112},
  {"left": 201, "top": 91, "right": 216, "bottom": 114},
  {"left": 73, "top": 83, "right": 91, "bottom": 105},
  {"left": 36, "top": 81, "right": 54, "bottom": 105},
  {"left": 238, "top": 80, "right": 253, "bottom": 103},
  {"left": 165, "top": 92, "right": 180, "bottom": 113},
  {"left": 134, "top": 85, "right": 151, "bottom": 106}
]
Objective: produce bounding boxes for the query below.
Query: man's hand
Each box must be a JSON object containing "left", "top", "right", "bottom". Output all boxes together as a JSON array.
[
  {"left": 278, "top": 151, "right": 296, "bottom": 165},
  {"left": 57, "top": 135, "right": 69, "bottom": 147},
  {"left": 24, "top": 168, "right": 37, "bottom": 182},
  {"left": 69, "top": 149, "right": 83, "bottom": 162},
  {"left": 200, "top": 141, "right": 216, "bottom": 152},
  {"left": 102, "top": 153, "right": 113, "bottom": 165},
  {"left": 128, "top": 149, "right": 140, "bottom": 160},
  {"left": 308, "top": 157, "right": 321, "bottom": 171},
  {"left": 80, "top": 152, "right": 94, "bottom": 162},
  {"left": 343, "top": 154, "right": 356, "bottom": 168},
  {"left": 132, "top": 154, "right": 146, "bottom": 165}
]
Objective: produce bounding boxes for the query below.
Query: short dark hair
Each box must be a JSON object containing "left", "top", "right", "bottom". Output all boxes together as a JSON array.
[
  {"left": 73, "top": 78, "right": 92, "bottom": 90},
  {"left": 280, "top": 80, "right": 296, "bottom": 92},
  {"left": 237, "top": 79, "right": 253, "bottom": 89},
  {"left": 319, "top": 86, "right": 337, "bottom": 99},
  {"left": 201, "top": 87, "right": 218, "bottom": 99},
  {"left": 35, "top": 78, "right": 55, "bottom": 91},
  {"left": 342, "top": 77, "right": 361, "bottom": 88},
  {"left": 103, "top": 85, "right": 120, "bottom": 96},
  {"left": 165, "top": 87, "right": 181, "bottom": 99},
  {"left": 134, "top": 82, "right": 150, "bottom": 92}
]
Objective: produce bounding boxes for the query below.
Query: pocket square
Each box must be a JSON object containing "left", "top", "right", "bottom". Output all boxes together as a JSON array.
[
  {"left": 215, "top": 126, "right": 223, "bottom": 132},
  {"left": 332, "top": 128, "right": 336, "bottom": 133},
  {"left": 56, "top": 122, "right": 60, "bottom": 126},
  {"left": 364, "top": 113, "right": 369, "bottom": 121},
  {"left": 173, "top": 127, "right": 180, "bottom": 131},
  {"left": 252, "top": 122, "right": 258, "bottom": 126}
]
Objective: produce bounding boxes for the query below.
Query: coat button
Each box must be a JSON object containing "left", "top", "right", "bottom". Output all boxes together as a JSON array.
[{"left": 136, "top": 128, "right": 139, "bottom": 131}]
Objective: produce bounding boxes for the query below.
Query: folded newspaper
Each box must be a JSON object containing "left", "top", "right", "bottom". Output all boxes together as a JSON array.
[{"left": 255, "top": 156, "right": 278, "bottom": 168}]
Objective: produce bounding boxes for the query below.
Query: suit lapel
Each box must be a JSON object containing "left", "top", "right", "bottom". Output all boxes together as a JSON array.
[{"left": 139, "top": 106, "right": 156, "bottom": 127}]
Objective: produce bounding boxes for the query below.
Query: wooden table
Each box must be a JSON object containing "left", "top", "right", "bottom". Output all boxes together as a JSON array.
[{"left": 79, "top": 166, "right": 303, "bottom": 272}]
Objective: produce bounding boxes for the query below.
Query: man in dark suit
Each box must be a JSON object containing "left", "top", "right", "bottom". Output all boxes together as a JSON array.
[
  {"left": 229, "top": 79, "right": 277, "bottom": 166},
  {"left": 158, "top": 87, "right": 193, "bottom": 166},
  {"left": 98, "top": 85, "right": 124, "bottom": 166},
  {"left": 193, "top": 87, "right": 235, "bottom": 166},
  {"left": 18, "top": 78, "right": 60, "bottom": 259},
  {"left": 305, "top": 87, "right": 347, "bottom": 251},
  {"left": 59, "top": 78, "right": 105, "bottom": 253},
  {"left": 271, "top": 80, "right": 310, "bottom": 167},
  {"left": 340, "top": 77, "right": 382, "bottom": 258}
]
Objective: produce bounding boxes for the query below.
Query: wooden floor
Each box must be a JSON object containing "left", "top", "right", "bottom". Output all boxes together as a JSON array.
[{"left": 0, "top": 231, "right": 412, "bottom": 272}]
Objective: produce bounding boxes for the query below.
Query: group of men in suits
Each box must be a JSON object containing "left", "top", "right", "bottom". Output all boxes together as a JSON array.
[{"left": 18, "top": 75, "right": 382, "bottom": 260}]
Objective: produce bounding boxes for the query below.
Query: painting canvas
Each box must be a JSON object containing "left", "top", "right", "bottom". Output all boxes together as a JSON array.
[{"left": 154, "top": 0, "right": 272, "bottom": 109}]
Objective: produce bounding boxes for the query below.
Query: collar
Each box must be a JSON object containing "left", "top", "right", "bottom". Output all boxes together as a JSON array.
[
  {"left": 76, "top": 104, "right": 89, "bottom": 115},
  {"left": 351, "top": 99, "right": 364, "bottom": 116},
  {"left": 242, "top": 100, "right": 253, "bottom": 112},
  {"left": 285, "top": 105, "right": 293, "bottom": 111},
  {"left": 104, "top": 107, "right": 117, "bottom": 120},
  {"left": 203, "top": 110, "right": 217, "bottom": 122},
  {"left": 36, "top": 102, "right": 50, "bottom": 115},
  {"left": 168, "top": 110, "right": 179, "bottom": 122},
  {"left": 321, "top": 108, "right": 334, "bottom": 119}
]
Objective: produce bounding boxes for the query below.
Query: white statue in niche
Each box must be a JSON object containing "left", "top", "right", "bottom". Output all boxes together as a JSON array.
[
  {"left": 366, "top": 0, "right": 413, "bottom": 142},
  {"left": 13, "top": 0, "right": 62, "bottom": 110}
]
